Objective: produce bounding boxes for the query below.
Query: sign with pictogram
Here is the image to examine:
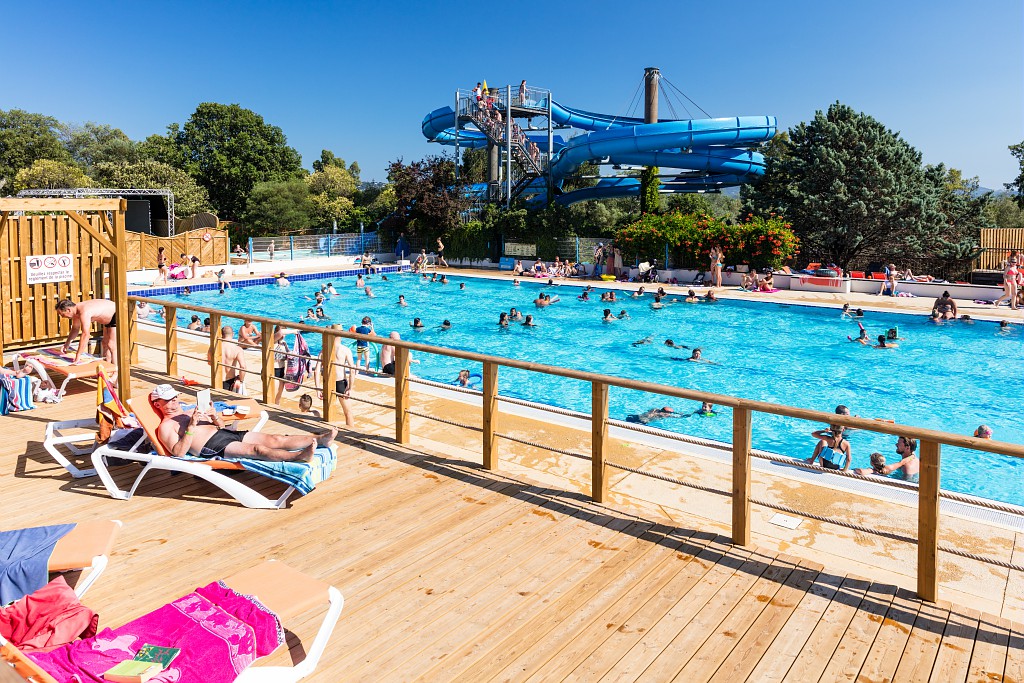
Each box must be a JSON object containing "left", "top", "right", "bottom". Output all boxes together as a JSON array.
[{"left": 26, "top": 254, "right": 74, "bottom": 285}]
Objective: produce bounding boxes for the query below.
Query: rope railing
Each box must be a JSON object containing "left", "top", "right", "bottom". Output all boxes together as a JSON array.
[{"left": 127, "top": 293, "right": 1024, "bottom": 602}]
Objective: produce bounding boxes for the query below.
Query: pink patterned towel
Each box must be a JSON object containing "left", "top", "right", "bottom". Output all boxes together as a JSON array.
[{"left": 28, "top": 581, "right": 283, "bottom": 683}]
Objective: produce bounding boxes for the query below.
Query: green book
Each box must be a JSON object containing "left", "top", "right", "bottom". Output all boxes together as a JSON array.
[{"left": 133, "top": 644, "right": 182, "bottom": 668}]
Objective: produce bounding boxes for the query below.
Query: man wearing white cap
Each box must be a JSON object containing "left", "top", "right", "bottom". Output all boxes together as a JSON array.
[{"left": 149, "top": 384, "right": 336, "bottom": 462}]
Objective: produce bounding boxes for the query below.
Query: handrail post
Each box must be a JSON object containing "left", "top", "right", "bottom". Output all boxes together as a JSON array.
[
  {"left": 164, "top": 305, "right": 178, "bottom": 377},
  {"left": 591, "top": 381, "right": 608, "bottom": 503},
  {"left": 394, "top": 346, "right": 410, "bottom": 444},
  {"left": 209, "top": 312, "right": 222, "bottom": 389},
  {"left": 289, "top": 235, "right": 294, "bottom": 261},
  {"left": 321, "top": 331, "right": 336, "bottom": 422},
  {"left": 732, "top": 406, "right": 752, "bottom": 546},
  {"left": 482, "top": 362, "right": 499, "bottom": 470},
  {"left": 260, "top": 322, "right": 273, "bottom": 403},
  {"left": 248, "top": 237, "right": 253, "bottom": 265},
  {"left": 127, "top": 304, "right": 139, "bottom": 364},
  {"left": 918, "top": 439, "right": 941, "bottom": 602}
]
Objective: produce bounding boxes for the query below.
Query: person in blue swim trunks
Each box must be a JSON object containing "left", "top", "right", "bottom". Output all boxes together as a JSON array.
[{"left": 806, "top": 424, "right": 852, "bottom": 471}]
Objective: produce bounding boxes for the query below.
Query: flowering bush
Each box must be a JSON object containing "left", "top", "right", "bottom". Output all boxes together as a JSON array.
[{"left": 615, "top": 211, "right": 799, "bottom": 270}]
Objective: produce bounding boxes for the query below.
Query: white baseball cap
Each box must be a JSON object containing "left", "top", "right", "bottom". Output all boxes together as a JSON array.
[{"left": 150, "top": 384, "right": 179, "bottom": 401}]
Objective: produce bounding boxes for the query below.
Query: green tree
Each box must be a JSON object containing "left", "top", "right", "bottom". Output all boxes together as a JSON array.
[
  {"left": 742, "top": 102, "right": 943, "bottom": 269},
  {"left": 240, "top": 179, "right": 312, "bottom": 236},
  {"left": 14, "top": 159, "right": 91, "bottom": 192},
  {"left": 1007, "top": 141, "right": 1024, "bottom": 208},
  {"left": 92, "top": 160, "right": 212, "bottom": 217},
  {"left": 305, "top": 164, "right": 358, "bottom": 229},
  {"left": 664, "top": 193, "right": 712, "bottom": 215},
  {"left": 639, "top": 166, "right": 660, "bottom": 213},
  {"left": 740, "top": 131, "right": 792, "bottom": 217},
  {"left": 924, "top": 165, "right": 991, "bottom": 259},
  {"left": 0, "top": 109, "right": 70, "bottom": 193},
  {"left": 387, "top": 154, "right": 468, "bottom": 237},
  {"left": 60, "top": 123, "right": 139, "bottom": 173},
  {"left": 137, "top": 124, "right": 186, "bottom": 169},
  {"left": 312, "top": 149, "right": 360, "bottom": 181},
  {"left": 985, "top": 194, "right": 1024, "bottom": 230},
  {"left": 460, "top": 148, "right": 488, "bottom": 184},
  {"left": 178, "top": 103, "right": 304, "bottom": 220}
]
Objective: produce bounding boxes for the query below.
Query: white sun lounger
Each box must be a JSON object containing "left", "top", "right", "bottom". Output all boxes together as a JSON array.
[{"left": 91, "top": 397, "right": 330, "bottom": 510}]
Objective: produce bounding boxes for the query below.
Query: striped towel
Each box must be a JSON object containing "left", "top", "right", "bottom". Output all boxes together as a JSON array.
[
  {"left": 180, "top": 445, "right": 337, "bottom": 496},
  {"left": 0, "top": 375, "right": 35, "bottom": 414}
]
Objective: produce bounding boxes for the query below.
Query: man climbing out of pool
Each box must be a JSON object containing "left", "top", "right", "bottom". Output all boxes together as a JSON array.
[
  {"left": 932, "top": 291, "right": 958, "bottom": 320},
  {"left": 806, "top": 424, "right": 852, "bottom": 471},
  {"left": 56, "top": 298, "right": 117, "bottom": 365},
  {"left": 151, "top": 384, "right": 336, "bottom": 461}
]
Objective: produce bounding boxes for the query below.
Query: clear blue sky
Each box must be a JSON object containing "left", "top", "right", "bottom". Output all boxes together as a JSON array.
[{"left": 5, "top": 0, "right": 1021, "bottom": 189}]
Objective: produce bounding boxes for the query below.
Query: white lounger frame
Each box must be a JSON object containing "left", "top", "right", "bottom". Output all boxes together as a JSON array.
[
  {"left": 236, "top": 585, "right": 344, "bottom": 682},
  {"left": 91, "top": 439, "right": 335, "bottom": 510}
]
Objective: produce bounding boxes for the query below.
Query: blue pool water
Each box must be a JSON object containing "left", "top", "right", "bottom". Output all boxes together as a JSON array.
[{"left": 146, "top": 272, "right": 1024, "bottom": 506}]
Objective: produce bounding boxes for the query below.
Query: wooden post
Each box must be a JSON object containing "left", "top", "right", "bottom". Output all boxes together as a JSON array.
[
  {"left": 732, "top": 407, "right": 753, "bottom": 546},
  {"left": 209, "top": 312, "right": 222, "bottom": 390},
  {"left": 164, "top": 305, "right": 178, "bottom": 377},
  {"left": 111, "top": 204, "right": 132, "bottom": 400},
  {"left": 321, "top": 330, "right": 336, "bottom": 422},
  {"left": 482, "top": 361, "right": 499, "bottom": 470},
  {"left": 918, "top": 439, "right": 941, "bottom": 602},
  {"left": 591, "top": 381, "right": 608, "bottom": 503},
  {"left": 126, "top": 303, "right": 139, "bottom": 364},
  {"left": 394, "top": 346, "right": 410, "bottom": 444},
  {"left": 261, "top": 322, "right": 273, "bottom": 403}
]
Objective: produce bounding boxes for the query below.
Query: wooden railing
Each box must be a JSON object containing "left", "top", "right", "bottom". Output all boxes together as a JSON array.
[{"left": 125, "top": 294, "right": 1024, "bottom": 603}]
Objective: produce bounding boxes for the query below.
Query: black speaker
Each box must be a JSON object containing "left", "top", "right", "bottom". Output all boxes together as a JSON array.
[{"left": 125, "top": 200, "right": 152, "bottom": 234}]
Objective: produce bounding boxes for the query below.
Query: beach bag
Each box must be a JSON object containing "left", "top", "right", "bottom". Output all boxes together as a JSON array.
[{"left": 284, "top": 333, "right": 310, "bottom": 392}]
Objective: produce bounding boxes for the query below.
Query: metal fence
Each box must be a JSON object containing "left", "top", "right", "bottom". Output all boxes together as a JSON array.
[{"left": 246, "top": 231, "right": 389, "bottom": 263}]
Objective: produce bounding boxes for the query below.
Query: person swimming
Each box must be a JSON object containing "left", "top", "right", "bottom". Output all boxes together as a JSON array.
[
  {"left": 440, "top": 275, "right": 448, "bottom": 284},
  {"left": 664, "top": 339, "right": 688, "bottom": 349},
  {"left": 632, "top": 336, "right": 654, "bottom": 347},
  {"left": 632, "top": 287, "right": 646, "bottom": 298},
  {"left": 356, "top": 275, "right": 365, "bottom": 288},
  {"left": 840, "top": 303, "right": 852, "bottom": 318},
  {"left": 509, "top": 307, "right": 523, "bottom": 321},
  {"left": 513, "top": 278, "right": 520, "bottom": 287},
  {"left": 578, "top": 290, "right": 590, "bottom": 301},
  {"left": 364, "top": 286, "right": 375, "bottom": 297},
  {"left": 302, "top": 307, "right": 317, "bottom": 321},
  {"left": 315, "top": 306, "right": 329, "bottom": 320},
  {"left": 848, "top": 327, "right": 870, "bottom": 344},
  {"left": 325, "top": 282, "right": 338, "bottom": 295},
  {"left": 695, "top": 401, "right": 716, "bottom": 416},
  {"left": 411, "top": 317, "right": 425, "bottom": 329},
  {"left": 704, "top": 290, "right": 718, "bottom": 302},
  {"left": 459, "top": 282, "right": 465, "bottom": 290},
  {"left": 602, "top": 308, "right": 615, "bottom": 322},
  {"left": 498, "top": 312, "right": 509, "bottom": 327},
  {"left": 626, "top": 406, "right": 680, "bottom": 425},
  {"left": 522, "top": 315, "right": 536, "bottom": 327},
  {"left": 650, "top": 294, "right": 664, "bottom": 309},
  {"left": 685, "top": 289, "right": 699, "bottom": 303},
  {"left": 617, "top": 310, "right": 629, "bottom": 319},
  {"left": 397, "top": 295, "right": 408, "bottom": 306},
  {"left": 456, "top": 369, "right": 472, "bottom": 387},
  {"left": 439, "top": 320, "right": 452, "bottom": 330},
  {"left": 874, "top": 334, "right": 897, "bottom": 349}
]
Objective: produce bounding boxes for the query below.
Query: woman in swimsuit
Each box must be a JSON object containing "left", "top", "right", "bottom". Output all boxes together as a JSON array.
[
  {"left": 806, "top": 425, "right": 852, "bottom": 471},
  {"left": 709, "top": 245, "right": 723, "bottom": 288},
  {"left": 993, "top": 259, "right": 1019, "bottom": 310},
  {"left": 155, "top": 247, "right": 169, "bottom": 285}
]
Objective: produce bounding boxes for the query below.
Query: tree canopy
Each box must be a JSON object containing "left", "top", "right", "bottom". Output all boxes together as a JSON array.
[
  {"left": 387, "top": 154, "right": 468, "bottom": 237},
  {"left": 241, "top": 179, "right": 312, "bottom": 236},
  {"left": 177, "top": 103, "right": 304, "bottom": 220},
  {"left": 1007, "top": 141, "right": 1024, "bottom": 209},
  {"left": 0, "top": 109, "right": 70, "bottom": 192},
  {"left": 60, "top": 123, "right": 139, "bottom": 173},
  {"left": 14, "top": 159, "right": 91, "bottom": 193},
  {"left": 742, "top": 102, "right": 948, "bottom": 269}
]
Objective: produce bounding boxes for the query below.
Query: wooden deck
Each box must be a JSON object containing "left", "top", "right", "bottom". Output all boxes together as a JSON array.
[{"left": 3, "top": 371, "right": 1024, "bottom": 682}]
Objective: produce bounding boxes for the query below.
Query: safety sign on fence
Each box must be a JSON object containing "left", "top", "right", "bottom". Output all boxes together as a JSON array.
[{"left": 26, "top": 254, "right": 74, "bottom": 285}]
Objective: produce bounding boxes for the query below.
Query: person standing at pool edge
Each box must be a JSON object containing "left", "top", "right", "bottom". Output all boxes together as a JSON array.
[
  {"left": 437, "top": 238, "right": 448, "bottom": 268},
  {"left": 315, "top": 324, "right": 356, "bottom": 427}
]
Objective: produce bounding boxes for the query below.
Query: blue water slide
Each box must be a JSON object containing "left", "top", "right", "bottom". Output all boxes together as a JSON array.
[{"left": 421, "top": 95, "right": 776, "bottom": 205}]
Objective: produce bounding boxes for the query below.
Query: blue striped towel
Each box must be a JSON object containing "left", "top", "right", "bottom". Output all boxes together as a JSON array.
[{"left": 182, "top": 445, "right": 337, "bottom": 496}]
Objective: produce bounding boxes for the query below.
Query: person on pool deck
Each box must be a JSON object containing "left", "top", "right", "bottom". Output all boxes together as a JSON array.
[
  {"left": 314, "top": 324, "right": 356, "bottom": 427},
  {"left": 208, "top": 326, "right": 246, "bottom": 394},
  {"left": 355, "top": 316, "right": 374, "bottom": 369},
  {"left": 238, "top": 320, "right": 262, "bottom": 348},
  {"left": 522, "top": 315, "right": 537, "bottom": 327},
  {"left": 151, "top": 384, "right": 335, "bottom": 461},
  {"left": 626, "top": 406, "right": 680, "bottom": 425},
  {"left": 56, "top": 298, "right": 117, "bottom": 365},
  {"left": 806, "top": 424, "right": 852, "bottom": 471},
  {"left": 932, "top": 291, "right": 958, "bottom": 319},
  {"left": 378, "top": 331, "right": 401, "bottom": 375}
]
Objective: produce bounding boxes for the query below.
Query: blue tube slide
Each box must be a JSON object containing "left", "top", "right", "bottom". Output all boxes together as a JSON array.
[{"left": 421, "top": 96, "right": 776, "bottom": 205}]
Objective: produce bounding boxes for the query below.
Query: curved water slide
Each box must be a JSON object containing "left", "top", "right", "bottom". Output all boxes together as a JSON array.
[{"left": 421, "top": 99, "right": 776, "bottom": 205}]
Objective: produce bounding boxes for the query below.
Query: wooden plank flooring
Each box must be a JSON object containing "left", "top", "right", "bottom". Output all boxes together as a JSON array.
[{"left": 2, "top": 373, "right": 1023, "bottom": 682}]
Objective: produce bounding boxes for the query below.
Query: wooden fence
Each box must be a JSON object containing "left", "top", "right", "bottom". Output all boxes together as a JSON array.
[
  {"left": 128, "top": 293, "right": 1024, "bottom": 603},
  {"left": 124, "top": 228, "right": 230, "bottom": 271},
  {"left": 1, "top": 214, "right": 108, "bottom": 351},
  {"left": 978, "top": 228, "right": 1024, "bottom": 270}
]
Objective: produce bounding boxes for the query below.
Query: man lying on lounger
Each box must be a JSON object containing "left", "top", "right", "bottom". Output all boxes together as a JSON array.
[{"left": 150, "top": 384, "right": 336, "bottom": 462}]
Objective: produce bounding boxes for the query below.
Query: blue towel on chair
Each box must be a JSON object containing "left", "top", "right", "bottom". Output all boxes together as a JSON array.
[
  {"left": 0, "top": 524, "right": 76, "bottom": 605},
  {"left": 180, "top": 446, "right": 337, "bottom": 496}
]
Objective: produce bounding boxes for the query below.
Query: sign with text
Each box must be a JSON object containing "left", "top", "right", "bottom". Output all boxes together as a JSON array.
[
  {"left": 504, "top": 242, "right": 537, "bottom": 257},
  {"left": 26, "top": 254, "right": 74, "bottom": 285}
]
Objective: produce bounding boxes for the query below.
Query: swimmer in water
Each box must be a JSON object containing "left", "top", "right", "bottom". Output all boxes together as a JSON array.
[
  {"left": 578, "top": 290, "right": 590, "bottom": 301},
  {"left": 509, "top": 307, "right": 523, "bottom": 321},
  {"left": 440, "top": 275, "right": 448, "bottom": 284},
  {"left": 626, "top": 406, "right": 680, "bottom": 425},
  {"left": 315, "top": 306, "right": 329, "bottom": 320},
  {"left": 617, "top": 310, "right": 629, "bottom": 319},
  {"left": 459, "top": 282, "right": 465, "bottom": 290},
  {"left": 182, "top": 286, "right": 191, "bottom": 296},
  {"left": 522, "top": 315, "right": 537, "bottom": 327},
  {"left": 513, "top": 278, "right": 520, "bottom": 287},
  {"left": 356, "top": 275, "right": 365, "bottom": 288},
  {"left": 664, "top": 339, "right": 688, "bottom": 349},
  {"left": 685, "top": 289, "right": 700, "bottom": 303},
  {"left": 365, "top": 286, "right": 375, "bottom": 297},
  {"left": 326, "top": 282, "right": 338, "bottom": 295},
  {"left": 397, "top": 295, "right": 408, "bottom": 306},
  {"left": 439, "top": 320, "right": 452, "bottom": 330},
  {"left": 704, "top": 290, "right": 718, "bottom": 302},
  {"left": 959, "top": 314, "right": 974, "bottom": 324},
  {"left": 411, "top": 317, "right": 425, "bottom": 329},
  {"left": 840, "top": 303, "right": 852, "bottom": 318},
  {"left": 632, "top": 336, "right": 654, "bottom": 347},
  {"left": 498, "top": 312, "right": 509, "bottom": 327},
  {"left": 302, "top": 308, "right": 317, "bottom": 321},
  {"left": 849, "top": 328, "right": 870, "bottom": 345},
  {"left": 650, "top": 295, "right": 664, "bottom": 310},
  {"left": 632, "top": 287, "right": 646, "bottom": 298},
  {"left": 874, "top": 334, "right": 897, "bottom": 349},
  {"left": 656, "top": 287, "right": 667, "bottom": 297},
  {"left": 998, "top": 320, "right": 1013, "bottom": 333},
  {"left": 927, "top": 311, "right": 943, "bottom": 324},
  {"left": 456, "top": 369, "right": 473, "bottom": 387},
  {"left": 688, "top": 348, "right": 707, "bottom": 362},
  {"left": 381, "top": 275, "right": 388, "bottom": 281},
  {"left": 695, "top": 402, "right": 716, "bottom": 416},
  {"left": 602, "top": 308, "right": 616, "bottom": 322},
  {"left": 854, "top": 308, "right": 865, "bottom": 318}
]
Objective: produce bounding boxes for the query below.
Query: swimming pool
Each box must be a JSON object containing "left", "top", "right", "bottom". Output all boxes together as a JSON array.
[{"left": 144, "top": 272, "right": 1024, "bottom": 506}]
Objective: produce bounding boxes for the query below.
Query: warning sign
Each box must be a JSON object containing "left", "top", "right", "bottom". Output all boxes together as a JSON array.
[{"left": 26, "top": 254, "right": 74, "bottom": 285}]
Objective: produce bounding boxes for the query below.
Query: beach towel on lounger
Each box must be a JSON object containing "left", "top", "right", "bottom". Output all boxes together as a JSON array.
[
  {"left": 0, "top": 525, "right": 76, "bottom": 606},
  {"left": 0, "top": 576, "right": 98, "bottom": 651},
  {"left": 29, "top": 581, "right": 284, "bottom": 683},
  {"left": 181, "top": 445, "right": 337, "bottom": 496}
]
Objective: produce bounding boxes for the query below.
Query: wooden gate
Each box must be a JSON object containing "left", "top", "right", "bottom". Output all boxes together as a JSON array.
[
  {"left": 1, "top": 213, "right": 108, "bottom": 351},
  {"left": 978, "top": 228, "right": 1024, "bottom": 269}
]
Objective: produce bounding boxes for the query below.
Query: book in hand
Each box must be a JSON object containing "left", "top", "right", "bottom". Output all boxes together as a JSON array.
[
  {"left": 102, "top": 659, "right": 163, "bottom": 682},
  {"left": 133, "top": 644, "right": 181, "bottom": 668}
]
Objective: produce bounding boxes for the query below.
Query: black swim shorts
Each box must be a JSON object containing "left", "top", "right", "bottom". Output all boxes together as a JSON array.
[
  {"left": 335, "top": 379, "right": 349, "bottom": 396},
  {"left": 105, "top": 313, "right": 117, "bottom": 329},
  {"left": 199, "top": 430, "right": 248, "bottom": 459}
]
